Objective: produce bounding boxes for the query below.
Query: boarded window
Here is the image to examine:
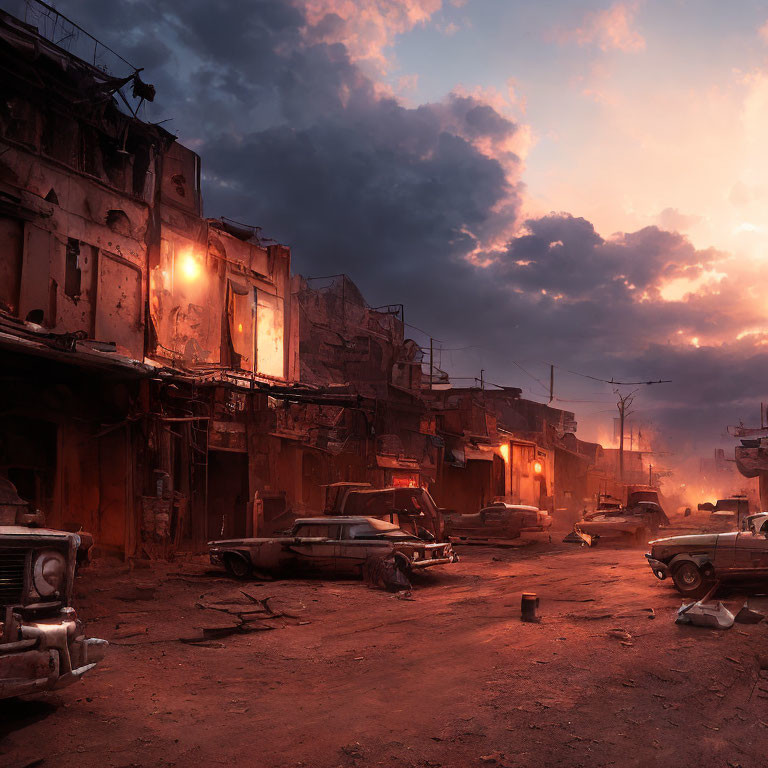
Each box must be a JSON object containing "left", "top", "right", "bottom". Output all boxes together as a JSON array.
[
  {"left": 95, "top": 252, "right": 143, "bottom": 356},
  {"left": 228, "top": 280, "right": 254, "bottom": 371},
  {"left": 256, "top": 291, "right": 284, "bottom": 378}
]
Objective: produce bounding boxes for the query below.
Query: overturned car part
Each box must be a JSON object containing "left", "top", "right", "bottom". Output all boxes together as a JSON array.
[{"left": 675, "top": 600, "right": 735, "bottom": 630}]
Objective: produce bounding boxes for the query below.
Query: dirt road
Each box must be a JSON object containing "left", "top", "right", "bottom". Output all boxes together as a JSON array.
[{"left": 2, "top": 535, "right": 767, "bottom": 768}]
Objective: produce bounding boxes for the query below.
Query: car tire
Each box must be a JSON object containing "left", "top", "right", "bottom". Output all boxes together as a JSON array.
[
  {"left": 224, "top": 554, "right": 252, "bottom": 580},
  {"left": 671, "top": 561, "right": 713, "bottom": 598},
  {"left": 394, "top": 554, "right": 412, "bottom": 578}
]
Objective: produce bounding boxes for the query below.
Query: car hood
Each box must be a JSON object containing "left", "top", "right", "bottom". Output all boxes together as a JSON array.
[
  {"left": 649, "top": 532, "right": 725, "bottom": 547},
  {"left": 209, "top": 536, "right": 295, "bottom": 546}
]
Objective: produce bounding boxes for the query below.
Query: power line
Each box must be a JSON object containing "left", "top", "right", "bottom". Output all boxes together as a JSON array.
[{"left": 555, "top": 365, "right": 671, "bottom": 386}]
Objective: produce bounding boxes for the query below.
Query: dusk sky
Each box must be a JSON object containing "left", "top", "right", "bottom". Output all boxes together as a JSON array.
[{"left": 6, "top": 0, "right": 768, "bottom": 454}]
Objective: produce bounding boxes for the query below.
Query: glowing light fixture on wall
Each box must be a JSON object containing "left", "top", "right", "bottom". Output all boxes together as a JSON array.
[
  {"left": 533, "top": 460, "right": 543, "bottom": 475},
  {"left": 178, "top": 249, "right": 202, "bottom": 281},
  {"left": 499, "top": 443, "right": 510, "bottom": 463}
]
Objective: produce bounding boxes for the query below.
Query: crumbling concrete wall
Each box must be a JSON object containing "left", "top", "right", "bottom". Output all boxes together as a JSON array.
[{"left": 296, "top": 275, "right": 410, "bottom": 396}]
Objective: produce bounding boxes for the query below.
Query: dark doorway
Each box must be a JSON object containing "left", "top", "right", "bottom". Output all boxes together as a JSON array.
[
  {"left": 0, "top": 416, "right": 57, "bottom": 513},
  {"left": 301, "top": 451, "right": 323, "bottom": 510},
  {"left": 207, "top": 451, "right": 249, "bottom": 540}
]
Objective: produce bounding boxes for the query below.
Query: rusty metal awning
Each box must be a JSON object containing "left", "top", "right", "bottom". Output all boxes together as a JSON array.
[{"left": 375, "top": 455, "right": 421, "bottom": 470}]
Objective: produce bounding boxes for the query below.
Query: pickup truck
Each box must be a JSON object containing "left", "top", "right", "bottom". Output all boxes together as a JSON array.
[
  {"left": 0, "top": 478, "right": 107, "bottom": 699},
  {"left": 322, "top": 484, "right": 445, "bottom": 541}
]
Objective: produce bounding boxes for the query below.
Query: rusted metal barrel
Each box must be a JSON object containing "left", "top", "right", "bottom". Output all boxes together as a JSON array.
[{"left": 521, "top": 592, "right": 540, "bottom": 623}]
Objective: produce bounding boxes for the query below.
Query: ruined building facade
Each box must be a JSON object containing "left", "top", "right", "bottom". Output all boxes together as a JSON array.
[
  {"left": 0, "top": 10, "right": 305, "bottom": 557},
  {"left": 0, "top": 9, "right": 645, "bottom": 561}
]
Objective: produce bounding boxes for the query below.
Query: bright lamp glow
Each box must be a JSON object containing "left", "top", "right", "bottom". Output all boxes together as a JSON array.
[
  {"left": 533, "top": 461, "right": 543, "bottom": 475},
  {"left": 499, "top": 444, "right": 510, "bottom": 463},
  {"left": 178, "top": 251, "right": 202, "bottom": 281}
]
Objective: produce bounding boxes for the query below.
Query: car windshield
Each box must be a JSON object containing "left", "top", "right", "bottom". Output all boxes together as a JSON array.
[
  {"left": 376, "top": 530, "right": 420, "bottom": 540},
  {"left": 345, "top": 520, "right": 417, "bottom": 540},
  {"left": 628, "top": 492, "right": 659, "bottom": 503}
]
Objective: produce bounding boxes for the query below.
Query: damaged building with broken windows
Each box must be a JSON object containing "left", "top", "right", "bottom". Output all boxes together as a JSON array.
[
  {"left": 0, "top": 9, "right": 307, "bottom": 559},
  {"left": 0, "top": 8, "right": 632, "bottom": 563}
]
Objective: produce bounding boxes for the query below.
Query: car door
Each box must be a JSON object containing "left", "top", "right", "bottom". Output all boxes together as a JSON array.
[
  {"left": 287, "top": 524, "right": 340, "bottom": 572},
  {"left": 335, "top": 524, "right": 392, "bottom": 573},
  {"left": 732, "top": 528, "right": 768, "bottom": 576},
  {"left": 481, "top": 508, "right": 507, "bottom": 538},
  {"left": 444, "top": 511, "right": 479, "bottom": 538}
]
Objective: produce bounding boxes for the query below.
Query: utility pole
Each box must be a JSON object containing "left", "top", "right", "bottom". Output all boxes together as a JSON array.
[
  {"left": 616, "top": 389, "right": 637, "bottom": 482},
  {"left": 549, "top": 364, "right": 554, "bottom": 403},
  {"left": 429, "top": 337, "right": 433, "bottom": 391},
  {"left": 649, "top": 463, "right": 653, "bottom": 486},
  {"left": 480, "top": 369, "right": 484, "bottom": 391}
]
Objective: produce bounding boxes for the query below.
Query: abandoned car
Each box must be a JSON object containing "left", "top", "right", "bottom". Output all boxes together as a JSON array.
[
  {"left": 0, "top": 478, "right": 107, "bottom": 699},
  {"left": 646, "top": 514, "right": 768, "bottom": 597},
  {"left": 626, "top": 485, "right": 667, "bottom": 514},
  {"left": 444, "top": 503, "right": 552, "bottom": 542},
  {"left": 697, "top": 495, "right": 751, "bottom": 530},
  {"left": 209, "top": 515, "right": 458, "bottom": 579},
  {"left": 569, "top": 502, "right": 669, "bottom": 545}
]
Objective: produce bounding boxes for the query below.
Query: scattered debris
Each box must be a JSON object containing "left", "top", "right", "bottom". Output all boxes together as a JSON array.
[
  {"left": 734, "top": 604, "right": 764, "bottom": 624},
  {"left": 479, "top": 752, "right": 507, "bottom": 764},
  {"left": 676, "top": 600, "right": 734, "bottom": 629},
  {"left": 563, "top": 529, "right": 596, "bottom": 546},
  {"left": 112, "top": 625, "right": 149, "bottom": 640},
  {"left": 521, "top": 592, "right": 540, "bottom": 623},
  {"left": 340, "top": 742, "right": 364, "bottom": 759}
]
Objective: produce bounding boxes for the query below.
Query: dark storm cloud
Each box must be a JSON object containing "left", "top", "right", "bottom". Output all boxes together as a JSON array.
[
  {"left": 3, "top": 0, "right": 764, "bottom": 447},
  {"left": 501, "top": 215, "right": 719, "bottom": 300}
]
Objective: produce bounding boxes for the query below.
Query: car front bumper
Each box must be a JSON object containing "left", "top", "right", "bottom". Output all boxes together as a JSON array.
[
  {"left": 411, "top": 554, "right": 458, "bottom": 569},
  {"left": 0, "top": 612, "right": 108, "bottom": 699},
  {"left": 645, "top": 554, "right": 670, "bottom": 580}
]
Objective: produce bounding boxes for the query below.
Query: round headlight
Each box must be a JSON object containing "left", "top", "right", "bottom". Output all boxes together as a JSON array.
[{"left": 33, "top": 549, "right": 67, "bottom": 597}]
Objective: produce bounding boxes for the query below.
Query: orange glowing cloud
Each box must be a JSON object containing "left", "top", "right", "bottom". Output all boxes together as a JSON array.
[
  {"left": 301, "top": 0, "right": 442, "bottom": 66},
  {"left": 558, "top": 1, "right": 645, "bottom": 53}
]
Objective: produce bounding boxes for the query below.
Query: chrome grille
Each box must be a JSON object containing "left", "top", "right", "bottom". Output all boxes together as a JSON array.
[{"left": 0, "top": 548, "right": 27, "bottom": 605}]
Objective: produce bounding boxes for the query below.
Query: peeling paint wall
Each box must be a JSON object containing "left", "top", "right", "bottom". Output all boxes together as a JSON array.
[{"left": 0, "top": 99, "right": 156, "bottom": 358}]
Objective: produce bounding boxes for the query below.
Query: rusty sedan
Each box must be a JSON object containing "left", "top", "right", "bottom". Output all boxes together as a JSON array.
[
  {"left": 444, "top": 503, "right": 552, "bottom": 543},
  {"left": 646, "top": 513, "right": 768, "bottom": 597},
  {"left": 209, "top": 516, "right": 458, "bottom": 580},
  {"left": 572, "top": 502, "right": 669, "bottom": 545}
]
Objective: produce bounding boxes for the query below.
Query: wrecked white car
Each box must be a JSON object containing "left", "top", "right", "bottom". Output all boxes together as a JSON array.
[
  {"left": 209, "top": 516, "right": 458, "bottom": 579},
  {"left": 1, "top": 479, "right": 108, "bottom": 699}
]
